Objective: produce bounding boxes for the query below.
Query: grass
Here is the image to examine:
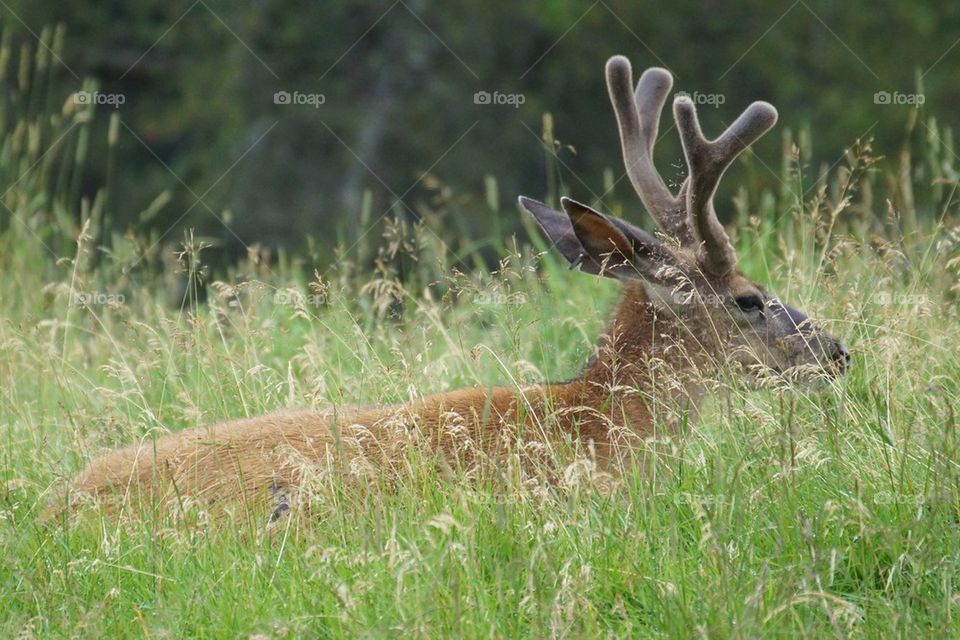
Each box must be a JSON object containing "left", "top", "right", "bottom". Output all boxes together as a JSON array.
[{"left": 2, "top": 34, "right": 960, "bottom": 640}]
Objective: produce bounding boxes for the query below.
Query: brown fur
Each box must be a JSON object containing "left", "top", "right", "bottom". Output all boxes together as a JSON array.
[
  {"left": 48, "top": 284, "right": 691, "bottom": 521},
  {"left": 47, "top": 56, "right": 849, "bottom": 523}
]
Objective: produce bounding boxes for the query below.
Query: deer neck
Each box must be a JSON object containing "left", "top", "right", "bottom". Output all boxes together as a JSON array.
[{"left": 577, "top": 281, "right": 717, "bottom": 426}]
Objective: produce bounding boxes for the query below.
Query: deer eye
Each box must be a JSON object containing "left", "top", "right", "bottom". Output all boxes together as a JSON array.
[{"left": 734, "top": 294, "right": 764, "bottom": 314}]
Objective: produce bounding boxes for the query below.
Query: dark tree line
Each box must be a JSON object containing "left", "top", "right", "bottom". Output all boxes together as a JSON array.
[{"left": 4, "top": 0, "right": 959, "bottom": 260}]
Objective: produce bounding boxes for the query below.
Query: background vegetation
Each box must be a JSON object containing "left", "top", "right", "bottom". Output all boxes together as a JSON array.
[
  {"left": 2, "top": 0, "right": 959, "bottom": 266},
  {"left": 1, "top": 3, "right": 959, "bottom": 638}
]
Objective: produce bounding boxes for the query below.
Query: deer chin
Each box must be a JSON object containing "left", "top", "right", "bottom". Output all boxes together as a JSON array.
[
  {"left": 725, "top": 345, "right": 845, "bottom": 389},
  {"left": 728, "top": 364, "right": 834, "bottom": 391},
  {"left": 764, "top": 364, "right": 843, "bottom": 386}
]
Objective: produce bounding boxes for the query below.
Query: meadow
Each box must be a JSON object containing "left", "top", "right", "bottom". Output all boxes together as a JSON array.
[{"left": 2, "top": 39, "right": 960, "bottom": 640}]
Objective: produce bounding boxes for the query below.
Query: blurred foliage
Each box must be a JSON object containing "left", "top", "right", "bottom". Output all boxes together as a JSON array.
[{"left": 1, "top": 0, "right": 959, "bottom": 268}]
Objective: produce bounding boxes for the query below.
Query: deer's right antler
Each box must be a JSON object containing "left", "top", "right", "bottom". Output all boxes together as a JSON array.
[
  {"left": 605, "top": 55, "right": 778, "bottom": 277},
  {"left": 605, "top": 57, "right": 691, "bottom": 244}
]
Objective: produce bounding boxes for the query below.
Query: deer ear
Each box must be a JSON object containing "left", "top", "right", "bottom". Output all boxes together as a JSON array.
[
  {"left": 560, "top": 197, "right": 686, "bottom": 285},
  {"left": 518, "top": 196, "right": 605, "bottom": 275},
  {"left": 560, "top": 197, "right": 636, "bottom": 278},
  {"left": 519, "top": 196, "right": 686, "bottom": 285}
]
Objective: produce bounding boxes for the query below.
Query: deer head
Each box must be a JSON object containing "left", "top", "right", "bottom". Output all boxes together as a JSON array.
[{"left": 520, "top": 55, "right": 849, "bottom": 381}]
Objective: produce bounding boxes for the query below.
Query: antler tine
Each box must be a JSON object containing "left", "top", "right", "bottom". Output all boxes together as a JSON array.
[
  {"left": 605, "top": 56, "right": 689, "bottom": 242},
  {"left": 673, "top": 96, "right": 778, "bottom": 275}
]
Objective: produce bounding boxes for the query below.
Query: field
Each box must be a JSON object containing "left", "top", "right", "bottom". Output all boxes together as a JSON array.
[{"left": 2, "top": 45, "right": 960, "bottom": 640}]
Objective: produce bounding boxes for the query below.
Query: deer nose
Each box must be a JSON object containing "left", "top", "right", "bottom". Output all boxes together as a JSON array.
[{"left": 832, "top": 344, "right": 851, "bottom": 372}]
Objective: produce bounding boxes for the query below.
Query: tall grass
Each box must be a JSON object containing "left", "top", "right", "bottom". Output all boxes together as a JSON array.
[{"left": 1, "top": 31, "right": 960, "bottom": 639}]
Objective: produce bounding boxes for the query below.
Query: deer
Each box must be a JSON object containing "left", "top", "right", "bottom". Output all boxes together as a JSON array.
[{"left": 45, "top": 55, "right": 849, "bottom": 524}]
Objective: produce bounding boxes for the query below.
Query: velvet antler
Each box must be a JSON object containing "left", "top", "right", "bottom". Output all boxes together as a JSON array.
[{"left": 605, "top": 55, "right": 778, "bottom": 276}]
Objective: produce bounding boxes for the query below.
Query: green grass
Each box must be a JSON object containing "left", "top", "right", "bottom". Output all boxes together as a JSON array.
[
  {"left": 2, "top": 197, "right": 959, "bottom": 637},
  {"left": 2, "top": 35, "right": 960, "bottom": 640}
]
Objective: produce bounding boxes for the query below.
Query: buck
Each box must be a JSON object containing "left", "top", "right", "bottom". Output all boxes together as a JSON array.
[{"left": 48, "top": 56, "right": 849, "bottom": 523}]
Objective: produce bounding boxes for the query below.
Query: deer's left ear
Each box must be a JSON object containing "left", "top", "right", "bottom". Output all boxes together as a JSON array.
[
  {"left": 559, "top": 197, "right": 686, "bottom": 285},
  {"left": 519, "top": 195, "right": 685, "bottom": 284},
  {"left": 518, "top": 196, "right": 603, "bottom": 273}
]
